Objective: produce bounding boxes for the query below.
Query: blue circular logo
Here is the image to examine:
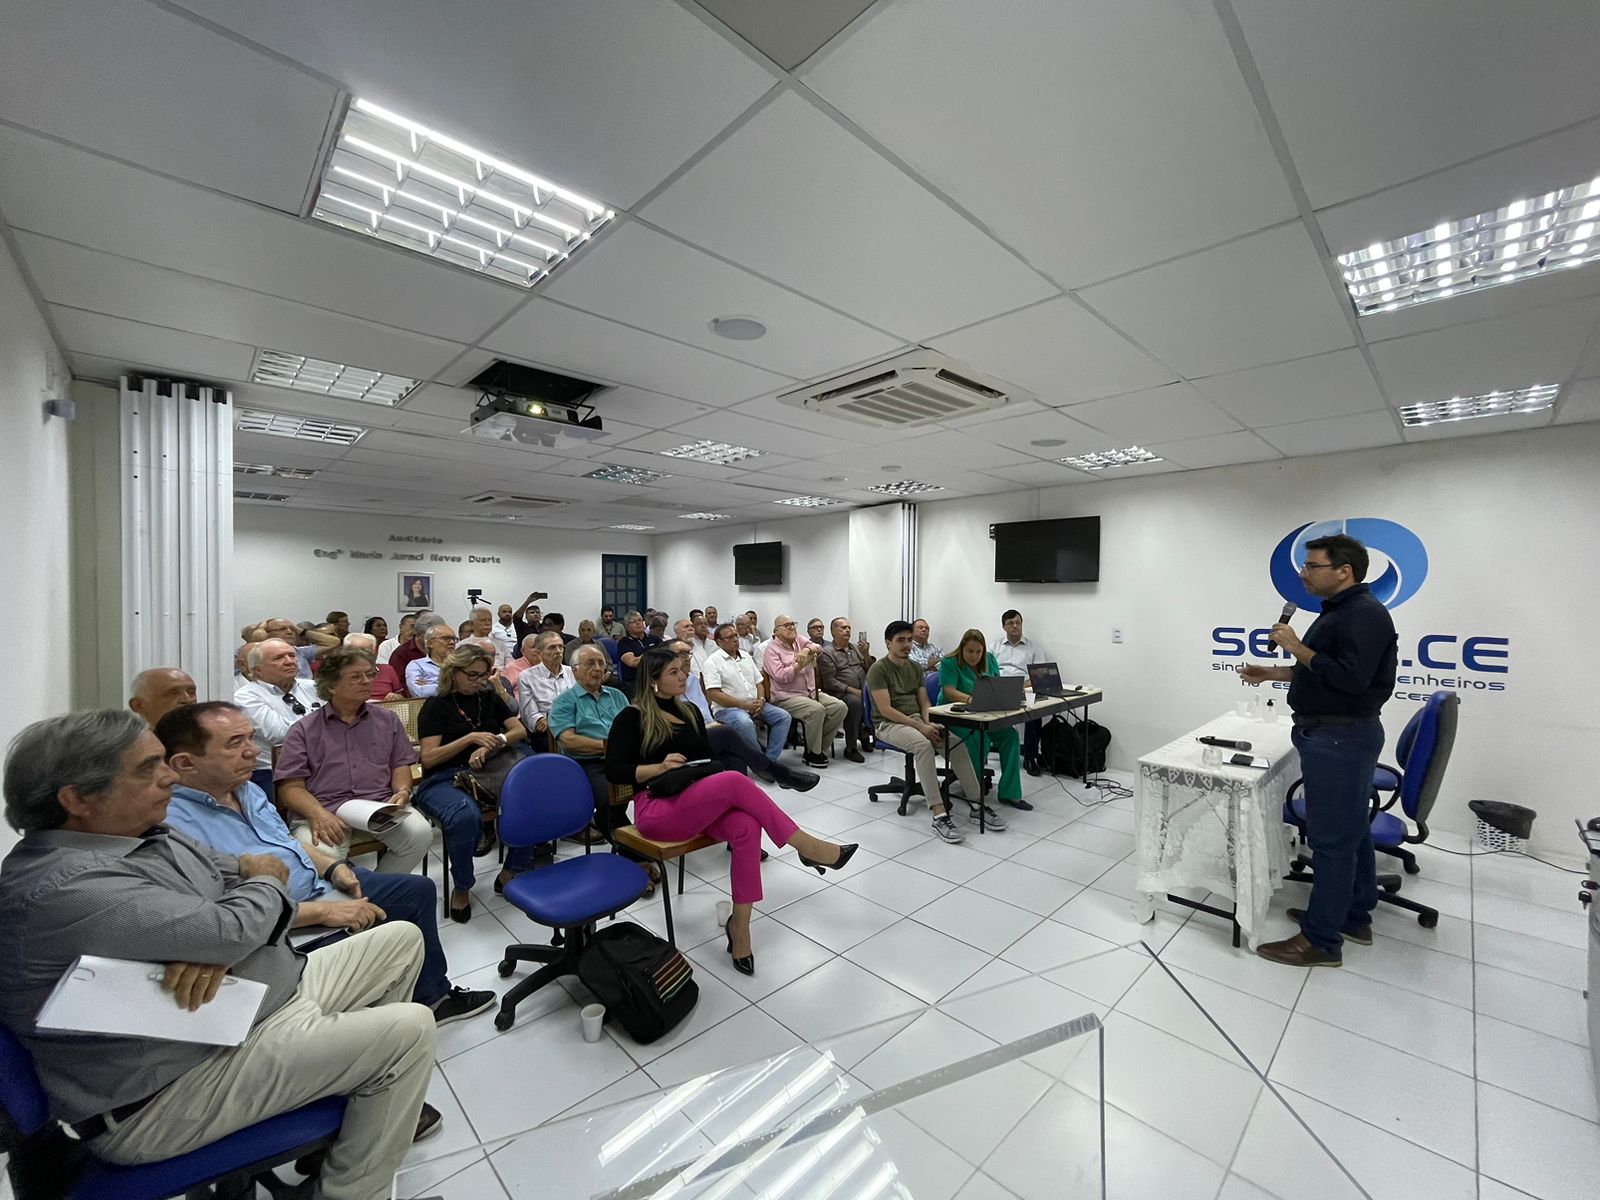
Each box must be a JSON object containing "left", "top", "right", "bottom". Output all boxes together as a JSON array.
[{"left": 1270, "top": 518, "right": 1428, "bottom": 611}]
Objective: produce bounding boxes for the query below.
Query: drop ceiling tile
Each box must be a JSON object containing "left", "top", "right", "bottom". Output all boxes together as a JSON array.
[
  {"left": 971, "top": 407, "right": 1115, "bottom": 457},
  {"left": 1256, "top": 411, "right": 1402, "bottom": 457},
  {"left": 657, "top": 408, "right": 863, "bottom": 459},
  {"left": 0, "top": 0, "right": 336, "bottom": 211},
  {"left": 1233, "top": 0, "right": 1600, "bottom": 207},
  {"left": 929, "top": 297, "right": 1177, "bottom": 406},
  {"left": 976, "top": 460, "right": 1095, "bottom": 489},
  {"left": 699, "top": 0, "right": 877, "bottom": 71},
  {"left": 1067, "top": 382, "right": 1241, "bottom": 443},
  {"left": 593, "top": 385, "right": 720, "bottom": 430},
  {"left": 592, "top": 441, "right": 767, "bottom": 484},
  {"left": 1555, "top": 378, "right": 1600, "bottom": 425},
  {"left": 231, "top": 433, "right": 356, "bottom": 464},
  {"left": 51, "top": 311, "right": 255, "bottom": 384},
  {"left": 805, "top": 0, "right": 1296, "bottom": 286},
  {"left": 1193, "top": 348, "right": 1385, "bottom": 426},
  {"left": 1354, "top": 265, "right": 1600, "bottom": 346},
  {"left": 891, "top": 428, "right": 1039, "bottom": 471},
  {"left": 1144, "top": 430, "right": 1280, "bottom": 470},
  {"left": 545, "top": 221, "right": 899, "bottom": 378},
  {"left": 1401, "top": 406, "right": 1555, "bottom": 442},
  {"left": 1078, "top": 223, "right": 1355, "bottom": 378},
  {"left": 171, "top": 0, "right": 778, "bottom": 208},
  {"left": 21, "top": 234, "right": 465, "bottom": 381},
  {"left": 640, "top": 90, "right": 1057, "bottom": 339},
  {"left": 482, "top": 298, "right": 787, "bottom": 405}
]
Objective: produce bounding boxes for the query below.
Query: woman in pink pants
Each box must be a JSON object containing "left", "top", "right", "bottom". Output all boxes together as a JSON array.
[{"left": 606, "top": 646, "right": 857, "bottom": 974}]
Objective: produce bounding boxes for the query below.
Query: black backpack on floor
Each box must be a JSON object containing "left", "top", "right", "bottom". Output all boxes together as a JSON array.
[
  {"left": 577, "top": 922, "right": 698, "bottom": 1044},
  {"left": 1041, "top": 718, "right": 1111, "bottom": 776}
]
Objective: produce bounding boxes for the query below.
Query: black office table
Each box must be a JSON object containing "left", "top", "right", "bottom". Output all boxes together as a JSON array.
[{"left": 928, "top": 688, "right": 1104, "bottom": 833}]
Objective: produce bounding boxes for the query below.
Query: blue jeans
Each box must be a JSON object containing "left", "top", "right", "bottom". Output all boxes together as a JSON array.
[
  {"left": 353, "top": 867, "right": 450, "bottom": 1005},
  {"left": 713, "top": 703, "right": 791, "bottom": 763},
  {"left": 1292, "top": 719, "right": 1386, "bottom": 957}
]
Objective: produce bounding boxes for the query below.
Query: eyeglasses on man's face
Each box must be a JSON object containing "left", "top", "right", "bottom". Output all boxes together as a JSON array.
[{"left": 1299, "top": 560, "right": 1340, "bottom": 573}]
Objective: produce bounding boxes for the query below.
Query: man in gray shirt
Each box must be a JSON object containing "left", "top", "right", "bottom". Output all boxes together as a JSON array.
[
  {"left": 816, "top": 617, "right": 876, "bottom": 762},
  {"left": 0, "top": 709, "right": 437, "bottom": 1200}
]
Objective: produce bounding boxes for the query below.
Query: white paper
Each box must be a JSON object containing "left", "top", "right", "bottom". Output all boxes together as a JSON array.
[
  {"left": 36, "top": 955, "right": 267, "bottom": 1046},
  {"left": 334, "top": 799, "right": 404, "bottom": 832}
]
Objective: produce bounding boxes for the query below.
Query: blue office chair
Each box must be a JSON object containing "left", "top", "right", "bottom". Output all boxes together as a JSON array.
[
  {"left": 0, "top": 1023, "right": 346, "bottom": 1200},
  {"left": 597, "top": 636, "right": 622, "bottom": 675},
  {"left": 1283, "top": 690, "right": 1459, "bottom": 929},
  {"left": 493, "top": 754, "right": 650, "bottom": 1031},
  {"left": 866, "top": 678, "right": 956, "bottom": 817}
]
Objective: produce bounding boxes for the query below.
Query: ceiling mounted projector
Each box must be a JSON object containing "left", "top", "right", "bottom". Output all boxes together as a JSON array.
[{"left": 461, "top": 360, "right": 606, "bottom": 448}]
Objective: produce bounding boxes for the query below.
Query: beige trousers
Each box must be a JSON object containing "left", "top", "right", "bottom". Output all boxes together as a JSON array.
[
  {"left": 875, "top": 721, "right": 981, "bottom": 814},
  {"left": 293, "top": 807, "right": 433, "bottom": 877},
  {"left": 774, "top": 693, "right": 847, "bottom": 755},
  {"left": 95, "top": 922, "right": 436, "bottom": 1200}
]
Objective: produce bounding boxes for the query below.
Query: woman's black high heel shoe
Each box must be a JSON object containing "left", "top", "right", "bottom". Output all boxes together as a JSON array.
[
  {"left": 797, "top": 843, "right": 858, "bottom": 876},
  {"left": 723, "top": 920, "right": 755, "bottom": 976}
]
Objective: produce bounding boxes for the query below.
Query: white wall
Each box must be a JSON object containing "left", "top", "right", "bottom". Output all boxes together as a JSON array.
[
  {"left": 231, "top": 507, "right": 652, "bottom": 636},
  {"left": 651, "top": 511, "right": 851, "bottom": 630},
  {"left": 0, "top": 235, "right": 71, "bottom": 854},
  {"left": 918, "top": 423, "right": 1600, "bottom": 858}
]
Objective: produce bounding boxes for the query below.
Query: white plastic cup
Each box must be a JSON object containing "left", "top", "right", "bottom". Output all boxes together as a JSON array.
[
  {"left": 1233, "top": 699, "right": 1250, "bottom": 717},
  {"left": 1202, "top": 744, "right": 1223, "bottom": 767},
  {"left": 581, "top": 1003, "right": 606, "bottom": 1043},
  {"left": 715, "top": 899, "right": 733, "bottom": 927}
]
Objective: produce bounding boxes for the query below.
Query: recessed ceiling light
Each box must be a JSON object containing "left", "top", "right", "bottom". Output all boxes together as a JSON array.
[
  {"left": 1338, "top": 175, "right": 1600, "bottom": 314},
  {"left": 709, "top": 316, "right": 768, "bottom": 341},
  {"left": 584, "top": 464, "right": 670, "bottom": 485},
  {"left": 1399, "top": 383, "right": 1558, "bottom": 427},
  {"left": 234, "top": 461, "right": 319, "bottom": 480},
  {"left": 659, "top": 439, "right": 764, "bottom": 466},
  {"left": 678, "top": 512, "right": 733, "bottom": 521},
  {"left": 234, "top": 490, "right": 290, "bottom": 502},
  {"left": 1057, "top": 446, "right": 1164, "bottom": 471},
  {"left": 610, "top": 523, "right": 655, "bottom": 531},
  {"left": 235, "top": 408, "right": 368, "bottom": 446},
  {"left": 773, "top": 495, "right": 845, "bottom": 508},
  {"left": 1030, "top": 437, "right": 1067, "bottom": 448},
  {"left": 865, "top": 480, "right": 944, "bottom": 496},
  {"left": 311, "top": 97, "right": 614, "bottom": 289},
  {"left": 251, "top": 349, "right": 417, "bottom": 406}
]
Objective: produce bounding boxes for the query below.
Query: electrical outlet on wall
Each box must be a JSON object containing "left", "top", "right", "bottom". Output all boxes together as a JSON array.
[{"left": 1112, "top": 627, "right": 1124, "bottom": 644}]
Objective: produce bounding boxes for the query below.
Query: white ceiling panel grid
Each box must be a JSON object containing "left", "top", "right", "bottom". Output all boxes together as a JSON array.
[
  {"left": 1066, "top": 382, "right": 1242, "bottom": 445},
  {"left": 1145, "top": 430, "right": 1281, "bottom": 470},
  {"left": 1256, "top": 411, "right": 1404, "bottom": 457},
  {"left": 1192, "top": 348, "right": 1386, "bottom": 427}
]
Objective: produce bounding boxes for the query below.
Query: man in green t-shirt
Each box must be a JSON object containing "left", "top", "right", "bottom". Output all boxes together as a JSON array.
[{"left": 866, "top": 621, "right": 995, "bottom": 843}]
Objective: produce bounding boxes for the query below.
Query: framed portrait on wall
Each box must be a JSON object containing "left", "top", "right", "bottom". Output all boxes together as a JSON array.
[{"left": 398, "top": 572, "right": 433, "bottom": 610}]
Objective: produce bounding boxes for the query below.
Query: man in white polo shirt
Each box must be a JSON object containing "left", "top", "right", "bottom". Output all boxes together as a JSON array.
[
  {"left": 703, "top": 623, "right": 792, "bottom": 769},
  {"left": 234, "top": 638, "right": 322, "bottom": 795}
]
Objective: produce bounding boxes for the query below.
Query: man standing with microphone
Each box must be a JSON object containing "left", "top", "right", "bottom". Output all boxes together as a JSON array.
[{"left": 1244, "top": 534, "right": 1397, "bottom": 968}]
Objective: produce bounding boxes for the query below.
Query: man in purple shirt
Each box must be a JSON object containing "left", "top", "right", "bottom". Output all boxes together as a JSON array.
[{"left": 276, "top": 647, "right": 432, "bottom": 875}]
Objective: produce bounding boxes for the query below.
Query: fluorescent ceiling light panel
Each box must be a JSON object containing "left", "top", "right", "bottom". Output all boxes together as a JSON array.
[
  {"left": 659, "top": 440, "right": 765, "bottom": 466},
  {"left": 773, "top": 495, "right": 844, "bottom": 508},
  {"left": 1338, "top": 175, "right": 1600, "bottom": 314},
  {"left": 251, "top": 349, "right": 417, "bottom": 406},
  {"left": 1398, "top": 383, "right": 1558, "bottom": 427},
  {"left": 234, "top": 490, "right": 289, "bottom": 502},
  {"left": 678, "top": 512, "right": 733, "bottom": 521},
  {"left": 864, "top": 480, "right": 944, "bottom": 496},
  {"left": 233, "top": 461, "right": 319, "bottom": 480},
  {"left": 311, "top": 98, "right": 615, "bottom": 289},
  {"left": 584, "top": 464, "right": 670, "bottom": 485},
  {"left": 235, "top": 408, "right": 367, "bottom": 446},
  {"left": 609, "top": 524, "right": 655, "bottom": 531},
  {"left": 1057, "top": 446, "right": 1163, "bottom": 471}
]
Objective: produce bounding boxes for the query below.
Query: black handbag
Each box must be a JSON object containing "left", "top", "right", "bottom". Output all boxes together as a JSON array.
[
  {"left": 645, "top": 760, "right": 725, "bottom": 798},
  {"left": 452, "top": 743, "right": 524, "bottom": 805},
  {"left": 577, "top": 922, "right": 698, "bottom": 1044}
]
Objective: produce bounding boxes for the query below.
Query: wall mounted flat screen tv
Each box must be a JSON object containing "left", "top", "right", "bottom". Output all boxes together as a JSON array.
[
  {"left": 733, "top": 541, "right": 784, "bottom": 586},
  {"left": 992, "top": 516, "right": 1100, "bottom": 583}
]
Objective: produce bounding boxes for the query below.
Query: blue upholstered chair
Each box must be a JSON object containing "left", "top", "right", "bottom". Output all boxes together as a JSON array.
[
  {"left": 597, "top": 636, "right": 622, "bottom": 677},
  {"left": 493, "top": 754, "right": 650, "bottom": 1031},
  {"left": 0, "top": 1023, "right": 345, "bottom": 1200},
  {"left": 1283, "top": 690, "right": 1460, "bottom": 930}
]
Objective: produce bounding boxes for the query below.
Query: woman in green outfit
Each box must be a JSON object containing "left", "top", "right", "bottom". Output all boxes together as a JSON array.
[{"left": 938, "top": 628, "right": 1029, "bottom": 811}]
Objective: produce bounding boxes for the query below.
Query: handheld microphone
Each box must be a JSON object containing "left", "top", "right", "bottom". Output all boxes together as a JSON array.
[
  {"left": 1197, "top": 736, "right": 1252, "bottom": 751},
  {"left": 1276, "top": 602, "right": 1297, "bottom": 627}
]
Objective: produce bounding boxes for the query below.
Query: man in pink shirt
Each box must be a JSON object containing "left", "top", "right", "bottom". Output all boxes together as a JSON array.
[
  {"left": 499, "top": 633, "right": 539, "bottom": 691},
  {"left": 763, "top": 614, "right": 846, "bottom": 768}
]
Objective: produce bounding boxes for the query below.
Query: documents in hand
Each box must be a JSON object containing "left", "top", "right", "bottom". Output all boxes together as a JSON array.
[
  {"left": 36, "top": 956, "right": 267, "bottom": 1046},
  {"left": 334, "top": 798, "right": 406, "bottom": 833}
]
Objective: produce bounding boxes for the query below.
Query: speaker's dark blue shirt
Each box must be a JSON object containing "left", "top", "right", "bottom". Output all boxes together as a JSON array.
[{"left": 1286, "top": 583, "right": 1397, "bottom": 720}]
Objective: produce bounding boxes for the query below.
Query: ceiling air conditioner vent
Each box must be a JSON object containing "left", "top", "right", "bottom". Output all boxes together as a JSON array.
[
  {"left": 464, "top": 492, "right": 565, "bottom": 513},
  {"left": 780, "top": 349, "right": 1028, "bottom": 429}
]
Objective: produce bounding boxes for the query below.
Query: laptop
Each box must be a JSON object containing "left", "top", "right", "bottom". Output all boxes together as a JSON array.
[
  {"left": 968, "top": 674, "right": 1025, "bottom": 711},
  {"left": 1027, "top": 661, "right": 1076, "bottom": 699}
]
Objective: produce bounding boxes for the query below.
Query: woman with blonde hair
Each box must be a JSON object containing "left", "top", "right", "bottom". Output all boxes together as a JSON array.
[{"left": 938, "top": 628, "right": 1028, "bottom": 811}]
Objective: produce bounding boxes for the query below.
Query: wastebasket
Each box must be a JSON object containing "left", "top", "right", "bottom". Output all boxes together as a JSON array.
[{"left": 1468, "top": 799, "right": 1536, "bottom": 853}]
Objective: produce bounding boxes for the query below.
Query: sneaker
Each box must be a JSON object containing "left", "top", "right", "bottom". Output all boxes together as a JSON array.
[
  {"left": 432, "top": 986, "right": 496, "bottom": 1026},
  {"left": 998, "top": 796, "right": 1034, "bottom": 811},
  {"left": 931, "top": 813, "right": 965, "bottom": 844},
  {"left": 802, "top": 752, "right": 830, "bottom": 768},
  {"left": 971, "top": 804, "right": 1007, "bottom": 831},
  {"left": 413, "top": 1102, "right": 443, "bottom": 1143}
]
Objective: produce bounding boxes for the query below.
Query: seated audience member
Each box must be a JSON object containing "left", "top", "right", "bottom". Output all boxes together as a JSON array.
[
  {"left": 647, "top": 613, "right": 668, "bottom": 644},
  {"left": 817, "top": 617, "right": 875, "bottom": 763},
  {"left": 908, "top": 619, "right": 944, "bottom": 670},
  {"left": 542, "top": 612, "right": 576, "bottom": 646},
  {"left": 157, "top": 703, "right": 494, "bottom": 1024},
  {"left": 276, "top": 647, "right": 433, "bottom": 876},
  {"left": 295, "top": 622, "right": 341, "bottom": 677},
  {"left": 746, "top": 610, "right": 765, "bottom": 640},
  {"left": 516, "top": 632, "right": 575, "bottom": 751},
  {"left": 668, "top": 638, "right": 816, "bottom": 792},
  {"left": 405, "top": 622, "right": 457, "bottom": 698},
  {"left": 994, "top": 609, "right": 1046, "bottom": 775},
  {"left": 388, "top": 610, "right": 436, "bottom": 685},
  {"left": 462, "top": 607, "right": 498, "bottom": 657},
  {"left": 233, "top": 644, "right": 252, "bottom": 681},
  {"left": 599, "top": 605, "right": 625, "bottom": 639},
  {"left": 868, "top": 620, "right": 994, "bottom": 843},
  {"left": 377, "top": 612, "right": 415, "bottom": 664},
  {"left": 689, "top": 610, "right": 717, "bottom": 672},
  {"left": 343, "top": 633, "right": 402, "bottom": 699},
  {"left": 607, "top": 647, "right": 854, "bottom": 974},
  {"left": 259, "top": 616, "right": 298, "bottom": 643},
  {"left": 363, "top": 615, "right": 389, "bottom": 647},
  {"left": 325, "top": 611, "right": 351, "bottom": 640},
  {"left": 616, "top": 610, "right": 653, "bottom": 699},
  {"left": 500, "top": 633, "right": 539, "bottom": 690},
  {"left": 509, "top": 590, "right": 548, "bottom": 645},
  {"left": 128, "top": 667, "right": 198, "bottom": 729},
  {"left": 940, "top": 629, "right": 1029, "bottom": 811},
  {"left": 702, "top": 624, "right": 793, "bottom": 768},
  {"left": 735, "top": 611, "right": 760, "bottom": 658},
  {"left": 764, "top": 615, "right": 846, "bottom": 769},
  {"left": 490, "top": 603, "right": 519, "bottom": 667},
  {"left": 416, "top": 644, "right": 532, "bottom": 921},
  {"left": 234, "top": 638, "right": 323, "bottom": 794},
  {"left": 0, "top": 709, "right": 439, "bottom": 1194},
  {"left": 548, "top": 645, "right": 630, "bottom": 837},
  {"left": 456, "top": 619, "right": 474, "bottom": 640},
  {"left": 566, "top": 618, "right": 599, "bottom": 665},
  {"left": 704, "top": 605, "right": 720, "bottom": 631},
  {"left": 806, "top": 618, "right": 826, "bottom": 647}
]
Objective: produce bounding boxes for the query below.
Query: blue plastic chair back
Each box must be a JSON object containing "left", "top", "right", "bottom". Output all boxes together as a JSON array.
[
  {"left": 925, "top": 671, "right": 941, "bottom": 705},
  {"left": 499, "top": 753, "right": 595, "bottom": 848},
  {"left": 1396, "top": 690, "right": 1458, "bottom": 825},
  {"left": 597, "top": 636, "right": 622, "bottom": 673},
  {"left": 0, "top": 1023, "right": 50, "bottom": 1138}
]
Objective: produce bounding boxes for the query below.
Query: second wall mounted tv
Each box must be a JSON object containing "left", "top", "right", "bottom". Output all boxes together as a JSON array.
[
  {"left": 991, "top": 516, "right": 1100, "bottom": 583},
  {"left": 734, "top": 541, "right": 784, "bottom": 586}
]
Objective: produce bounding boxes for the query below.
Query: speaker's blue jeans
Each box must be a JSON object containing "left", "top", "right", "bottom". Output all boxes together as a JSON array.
[{"left": 1292, "top": 719, "right": 1386, "bottom": 957}]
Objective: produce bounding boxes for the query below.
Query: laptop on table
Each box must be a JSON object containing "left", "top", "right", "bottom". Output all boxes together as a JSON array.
[
  {"left": 1027, "top": 661, "right": 1077, "bottom": 699},
  {"left": 967, "top": 674, "right": 1025, "bottom": 711}
]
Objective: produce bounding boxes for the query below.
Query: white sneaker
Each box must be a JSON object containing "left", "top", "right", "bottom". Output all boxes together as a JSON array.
[
  {"left": 969, "top": 802, "right": 1007, "bottom": 831},
  {"left": 931, "top": 813, "right": 965, "bottom": 844}
]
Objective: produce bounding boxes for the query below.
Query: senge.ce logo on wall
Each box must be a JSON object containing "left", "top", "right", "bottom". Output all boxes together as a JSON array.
[{"left": 1270, "top": 518, "right": 1428, "bottom": 612}]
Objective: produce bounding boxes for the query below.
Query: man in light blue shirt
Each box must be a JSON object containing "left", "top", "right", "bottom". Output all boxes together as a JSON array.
[
  {"left": 994, "top": 609, "right": 1047, "bottom": 775},
  {"left": 549, "top": 644, "right": 632, "bottom": 832},
  {"left": 157, "top": 700, "right": 495, "bottom": 1026}
]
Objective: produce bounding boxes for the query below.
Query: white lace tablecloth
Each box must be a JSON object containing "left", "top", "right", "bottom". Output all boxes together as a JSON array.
[{"left": 1134, "top": 713, "right": 1299, "bottom": 949}]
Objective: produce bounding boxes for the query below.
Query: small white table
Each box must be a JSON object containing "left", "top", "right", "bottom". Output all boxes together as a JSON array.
[{"left": 1133, "top": 712, "right": 1299, "bottom": 949}]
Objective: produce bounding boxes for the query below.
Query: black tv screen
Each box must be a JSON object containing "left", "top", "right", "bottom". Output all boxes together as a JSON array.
[
  {"left": 993, "top": 517, "right": 1100, "bottom": 583},
  {"left": 733, "top": 541, "right": 784, "bottom": 586}
]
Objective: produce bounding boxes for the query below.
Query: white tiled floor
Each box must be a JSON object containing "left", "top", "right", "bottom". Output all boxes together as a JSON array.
[{"left": 397, "top": 753, "right": 1597, "bottom": 1200}]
